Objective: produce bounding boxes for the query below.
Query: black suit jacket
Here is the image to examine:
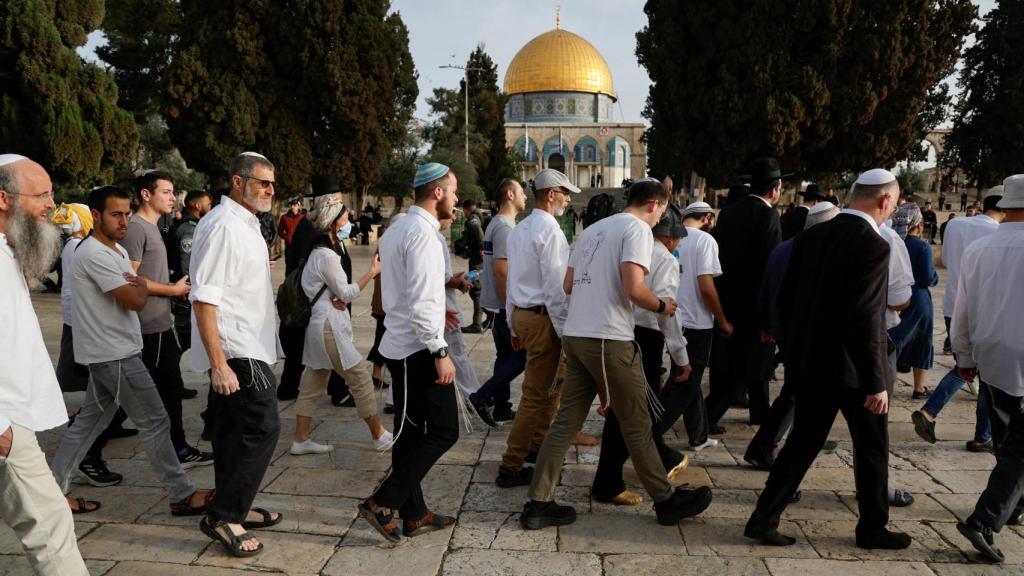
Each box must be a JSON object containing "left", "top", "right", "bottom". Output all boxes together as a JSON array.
[
  {"left": 778, "top": 213, "right": 891, "bottom": 394},
  {"left": 780, "top": 206, "right": 808, "bottom": 241},
  {"left": 712, "top": 194, "right": 782, "bottom": 336}
]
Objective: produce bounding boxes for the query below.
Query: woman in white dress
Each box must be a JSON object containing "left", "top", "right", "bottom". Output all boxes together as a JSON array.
[{"left": 292, "top": 194, "right": 392, "bottom": 454}]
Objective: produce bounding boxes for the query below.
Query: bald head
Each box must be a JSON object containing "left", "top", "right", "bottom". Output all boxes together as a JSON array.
[{"left": 0, "top": 156, "right": 60, "bottom": 282}]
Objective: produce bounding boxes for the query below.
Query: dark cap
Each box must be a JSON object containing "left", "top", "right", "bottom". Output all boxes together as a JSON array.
[
  {"left": 311, "top": 174, "right": 341, "bottom": 197},
  {"left": 799, "top": 183, "right": 828, "bottom": 201},
  {"left": 652, "top": 203, "right": 687, "bottom": 239},
  {"left": 739, "top": 157, "right": 792, "bottom": 184}
]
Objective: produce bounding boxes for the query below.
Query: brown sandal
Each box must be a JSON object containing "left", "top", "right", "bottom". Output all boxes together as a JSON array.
[
  {"left": 403, "top": 511, "right": 455, "bottom": 537},
  {"left": 358, "top": 499, "right": 400, "bottom": 542},
  {"left": 68, "top": 497, "right": 101, "bottom": 515},
  {"left": 171, "top": 488, "right": 215, "bottom": 516}
]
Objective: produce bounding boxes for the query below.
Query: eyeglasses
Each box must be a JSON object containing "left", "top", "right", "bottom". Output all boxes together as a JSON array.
[
  {"left": 243, "top": 176, "right": 276, "bottom": 190},
  {"left": 4, "top": 189, "right": 54, "bottom": 200}
]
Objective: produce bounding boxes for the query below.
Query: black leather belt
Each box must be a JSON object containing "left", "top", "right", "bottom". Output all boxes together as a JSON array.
[{"left": 515, "top": 305, "right": 548, "bottom": 316}]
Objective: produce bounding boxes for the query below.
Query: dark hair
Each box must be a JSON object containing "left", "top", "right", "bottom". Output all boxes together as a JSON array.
[
  {"left": 183, "top": 189, "right": 212, "bottom": 208},
  {"left": 626, "top": 180, "right": 669, "bottom": 208},
  {"left": 983, "top": 195, "right": 1004, "bottom": 213},
  {"left": 493, "top": 178, "right": 520, "bottom": 203},
  {"left": 462, "top": 198, "right": 477, "bottom": 210},
  {"left": 414, "top": 172, "right": 452, "bottom": 202},
  {"left": 133, "top": 170, "right": 174, "bottom": 202},
  {"left": 88, "top": 185, "right": 131, "bottom": 213},
  {"left": 750, "top": 178, "right": 781, "bottom": 197}
]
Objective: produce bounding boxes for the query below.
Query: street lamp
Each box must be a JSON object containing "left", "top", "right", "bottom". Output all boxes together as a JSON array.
[{"left": 439, "top": 63, "right": 485, "bottom": 163}]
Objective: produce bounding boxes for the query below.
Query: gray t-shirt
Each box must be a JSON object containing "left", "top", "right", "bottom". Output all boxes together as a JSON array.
[
  {"left": 71, "top": 237, "right": 143, "bottom": 364},
  {"left": 481, "top": 214, "right": 514, "bottom": 312},
  {"left": 123, "top": 214, "right": 172, "bottom": 334}
]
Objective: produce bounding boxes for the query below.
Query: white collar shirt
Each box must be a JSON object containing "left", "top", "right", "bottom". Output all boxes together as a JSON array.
[
  {"left": 951, "top": 222, "right": 1024, "bottom": 396},
  {"left": 753, "top": 195, "right": 773, "bottom": 208},
  {"left": 879, "top": 224, "right": 914, "bottom": 329},
  {"left": 505, "top": 208, "right": 570, "bottom": 337},
  {"left": 941, "top": 214, "right": 1000, "bottom": 317},
  {"left": 635, "top": 242, "right": 689, "bottom": 366},
  {"left": 188, "top": 195, "right": 281, "bottom": 371},
  {"left": 0, "top": 234, "right": 69, "bottom": 432},
  {"left": 841, "top": 208, "right": 881, "bottom": 234},
  {"left": 379, "top": 205, "right": 447, "bottom": 358}
]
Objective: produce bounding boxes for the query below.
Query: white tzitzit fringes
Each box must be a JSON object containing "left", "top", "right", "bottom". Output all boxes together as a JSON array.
[
  {"left": 635, "top": 343, "right": 666, "bottom": 421},
  {"left": 547, "top": 349, "right": 564, "bottom": 397},
  {"left": 450, "top": 376, "right": 475, "bottom": 433},
  {"left": 600, "top": 339, "right": 611, "bottom": 410}
]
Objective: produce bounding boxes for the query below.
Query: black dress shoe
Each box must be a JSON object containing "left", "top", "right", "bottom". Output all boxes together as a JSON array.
[
  {"left": 461, "top": 324, "right": 483, "bottom": 334},
  {"left": 743, "top": 452, "right": 774, "bottom": 471},
  {"left": 856, "top": 527, "right": 912, "bottom": 550},
  {"left": 957, "top": 520, "right": 1004, "bottom": 562},
  {"left": 470, "top": 396, "right": 497, "bottom": 428},
  {"left": 331, "top": 393, "right": 355, "bottom": 407},
  {"left": 520, "top": 500, "right": 576, "bottom": 530},
  {"left": 106, "top": 425, "right": 139, "bottom": 439},
  {"left": 653, "top": 486, "right": 712, "bottom": 525},
  {"left": 790, "top": 490, "right": 802, "bottom": 503},
  {"left": 743, "top": 527, "right": 796, "bottom": 546},
  {"left": 709, "top": 424, "right": 726, "bottom": 435},
  {"left": 277, "top": 389, "right": 299, "bottom": 401},
  {"left": 178, "top": 387, "right": 199, "bottom": 399},
  {"left": 911, "top": 410, "right": 937, "bottom": 444},
  {"left": 496, "top": 466, "right": 533, "bottom": 488}
]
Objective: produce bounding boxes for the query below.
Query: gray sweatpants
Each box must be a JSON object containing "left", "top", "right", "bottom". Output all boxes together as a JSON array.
[{"left": 50, "top": 355, "right": 196, "bottom": 503}]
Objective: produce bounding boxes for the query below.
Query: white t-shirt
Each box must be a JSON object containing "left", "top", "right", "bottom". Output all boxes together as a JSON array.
[
  {"left": 564, "top": 213, "right": 652, "bottom": 341},
  {"left": 59, "top": 237, "right": 82, "bottom": 326},
  {"left": 675, "top": 227, "right": 722, "bottom": 329},
  {"left": 71, "top": 236, "right": 143, "bottom": 364}
]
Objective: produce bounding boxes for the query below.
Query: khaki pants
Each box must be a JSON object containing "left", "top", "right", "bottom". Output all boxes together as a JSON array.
[
  {"left": 0, "top": 425, "right": 88, "bottom": 576},
  {"left": 502, "top": 309, "right": 563, "bottom": 471},
  {"left": 528, "top": 337, "right": 673, "bottom": 503},
  {"left": 296, "top": 322, "right": 378, "bottom": 421}
]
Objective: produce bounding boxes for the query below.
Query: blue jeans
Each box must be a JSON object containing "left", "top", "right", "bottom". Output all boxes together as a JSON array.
[
  {"left": 922, "top": 366, "right": 992, "bottom": 442},
  {"left": 471, "top": 310, "right": 525, "bottom": 414}
]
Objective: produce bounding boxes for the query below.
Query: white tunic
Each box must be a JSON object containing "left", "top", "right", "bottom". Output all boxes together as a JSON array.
[
  {"left": 879, "top": 224, "right": 914, "bottom": 330},
  {"left": 634, "top": 241, "right": 690, "bottom": 366},
  {"left": 505, "top": 208, "right": 570, "bottom": 337},
  {"left": 941, "top": 214, "right": 1000, "bottom": 317},
  {"left": 301, "top": 246, "right": 363, "bottom": 371}
]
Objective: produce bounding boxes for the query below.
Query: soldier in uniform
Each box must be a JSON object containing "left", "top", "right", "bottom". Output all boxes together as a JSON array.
[{"left": 171, "top": 190, "right": 213, "bottom": 350}]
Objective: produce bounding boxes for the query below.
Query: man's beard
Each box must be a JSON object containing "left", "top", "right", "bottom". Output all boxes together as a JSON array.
[
  {"left": 553, "top": 204, "right": 566, "bottom": 217},
  {"left": 7, "top": 203, "right": 61, "bottom": 285},
  {"left": 437, "top": 200, "right": 454, "bottom": 221},
  {"left": 243, "top": 189, "right": 273, "bottom": 213}
]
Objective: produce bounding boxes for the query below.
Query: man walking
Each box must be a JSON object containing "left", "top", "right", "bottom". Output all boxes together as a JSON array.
[
  {"left": 461, "top": 199, "right": 486, "bottom": 333},
  {"left": 780, "top": 183, "right": 827, "bottom": 240},
  {"left": 744, "top": 169, "right": 910, "bottom": 550},
  {"left": 0, "top": 154, "right": 89, "bottom": 575},
  {"left": 170, "top": 189, "right": 212, "bottom": 351}
]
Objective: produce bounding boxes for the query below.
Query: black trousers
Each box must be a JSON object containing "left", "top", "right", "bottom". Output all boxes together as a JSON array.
[
  {"left": 208, "top": 358, "right": 281, "bottom": 523},
  {"left": 706, "top": 329, "right": 770, "bottom": 426},
  {"left": 970, "top": 383, "right": 1024, "bottom": 531},
  {"left": 658, "top": 327, "right": 712, "bottom": 447},
  {"left": 367, "top": 314, "right": 387, "bottom": 367},
  {"left": 373, "top": 349, "right": 459, "bottom": 519},
  {"left": 279, "top": 323, "right": 347, "bottom": 400},
  {"left": 747, "top": 383, "right": 889, "bottom": 536},
  {"left": 141, "top": 329, "right": 188, "bottom": 452},
  {"left": 745, "top": 342, "right": 795, "bottom": 462}
]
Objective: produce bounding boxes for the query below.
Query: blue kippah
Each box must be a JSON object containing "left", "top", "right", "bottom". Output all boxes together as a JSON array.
[{"left": 412, "top": 162, "right": 450, "bottom": 188}]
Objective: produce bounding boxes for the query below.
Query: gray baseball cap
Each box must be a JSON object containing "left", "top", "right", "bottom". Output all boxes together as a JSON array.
[{"left": 533, "top": 169, "right": 580, "bottom": 194}]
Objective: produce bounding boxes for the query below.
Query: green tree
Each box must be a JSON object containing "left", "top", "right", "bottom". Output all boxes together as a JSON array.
[
  {"left": 942, "top": 1, "right": 1024, "bottom": 188},
  {"left": 371, "top": 118, "right": 421, "bottom": 209},
  {"left": 895, "top": 165, "right": 928, "bottom": 197},
  {"left": 0, "top": 0, "right": 138, "bottom": 187},
  {"left": 636, "top": 0, "right": 975, "bottom": 186}
]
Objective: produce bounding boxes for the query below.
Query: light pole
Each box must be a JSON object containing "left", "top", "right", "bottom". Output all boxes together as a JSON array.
[{"left": 440, "top": 63, "right": 485, "bottom": 163}]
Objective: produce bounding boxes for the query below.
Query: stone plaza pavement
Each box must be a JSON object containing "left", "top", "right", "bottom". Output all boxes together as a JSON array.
[{"left": 3, "top": 242, "right": 1018, "bottom": 576}]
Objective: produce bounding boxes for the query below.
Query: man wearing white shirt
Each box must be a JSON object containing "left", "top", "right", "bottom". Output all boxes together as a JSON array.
[
  {"left": 496, "top": 169, "right": 581, "bottom": 488},
  {"left": 359, "top": 163, "right": 458, "bottom": 543},
  {"left": 952, "top": 175, "right": 1024, "bottom": 563},
  {"left": 913, "top": 192, "right": 1004, "bottom": 451},
  {"left": 0, "top": 154, "right": 88, "bottom": 575},
  {"left": 521, "top": 180, "right": 713, "bottom": 530},
  {"left": 191, "top": 152, "right": 282, "bottom": 556}
]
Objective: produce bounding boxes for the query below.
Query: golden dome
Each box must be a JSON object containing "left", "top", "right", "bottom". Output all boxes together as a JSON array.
[{"left": 504, "top": 28, "right": 616, "bottom": 101}]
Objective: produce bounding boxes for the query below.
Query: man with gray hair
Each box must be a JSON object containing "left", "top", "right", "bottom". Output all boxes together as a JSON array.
[
  {"left": 0, "top": 154, "right": 88, "bottom": 575},
  {"left": 191, "top": 152, "right": 283, "bottom": 557}
]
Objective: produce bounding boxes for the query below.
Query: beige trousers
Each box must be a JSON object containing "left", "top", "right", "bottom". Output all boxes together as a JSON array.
[
  {"left": 296, "top": 322, "right": 378, "bottom": 420},
  {"left": 0, "top": 424, "right": 88, "bottom": 576}
]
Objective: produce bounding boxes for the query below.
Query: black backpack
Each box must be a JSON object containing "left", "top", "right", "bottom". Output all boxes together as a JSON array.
[
  {"left": 582, "top": 193, "right": 616, "bottom": 228},
  {"left": 276, "top": 259, "right": 327, "bottom": 328}
]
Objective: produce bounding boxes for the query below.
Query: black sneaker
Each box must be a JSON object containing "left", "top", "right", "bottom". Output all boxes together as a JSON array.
[
  {"left": 331, "top": 393, "right": 355, "bottom": 407},
  {"left": 654, "top": 486, "right": 713, "bottom": 526},
  {"left": 966, "top": 439, "right": 994, "bottom": 453},
  {"left": 177, "top": 387, "right": 199, "bottom": 399},
  {"left": 525, "top": 450, "right": 538, "bottom": 464},
  {"left": 106, "top": 424, "right": 139, "bottom": 439},
  {"left": 78, "top": 456, "right": 123, "bottom": 487},
  {"left": 520, "top": 500, "right": 576, "bottom": 530},
  {"left": 496, "top": 466, "right": 533, "bottom": 488},
  {"left": 957, "top": 520, "right": 1005, "bottom": 562},
  {"left": 470, "top": 395, "right": 497, "bottom": 428},
  {"left": 461, "top": 323, "right": 483, "bottom": 334},
  {"left": 178, "top": 446, "right": 214, "bottom": 470},
  {"left": 493, "top": 409, "right": 516, "bottom": 423}
]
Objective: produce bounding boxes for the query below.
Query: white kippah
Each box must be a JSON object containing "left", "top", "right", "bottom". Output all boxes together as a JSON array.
[
  {"left": 0, "top": 154, "right": 28, "bottom": 167},
  {"left": 855, "top": 168, "right": 896, "bottom": 186},
  {"left": 983, "top": 185, "right": 1004, "bottom": 199},
  {"left": 683, "top": 201, "right": 713, "bottom": 216},
  {"left": 808, "top": 202, "right": 836, "bottom": 216},
  {"left": 240, "top": 151, "right": 269, "bottom": 160}
]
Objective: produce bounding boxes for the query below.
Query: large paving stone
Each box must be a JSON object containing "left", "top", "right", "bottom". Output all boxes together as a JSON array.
[
  {"left": 889, "top": 468, "right": 954, "bottom": 494},
  {"left": 65, "top": 486, "right": 166, "bottom": 524},
  {"left": 197, "top": 529, "right": 339, "bottom": 573},
  {"left": 930, "top": 471, "right": 992, "bottom": 494},
  {"left": 837, "top": 493, "right": 958, "bottom": 522},
  {"left": 558, "top": 514, "right": 685, "bottom": 555},
  {"left": 894, "top": 444, "right": 995, "bottom": 471},
  {"left": 451, "top": 511, "right": 513, "bottom": 549},
  {"left": 765, "top": 558, "right": 936, "bottom": 575},
  {"left": 929, "top": 564, "right": 1024, "bottom": 575},
  {"left": 931, "top": 520, "right": 1024, "bottom": 564},
  {"left": 462, "top": 483, "right": 590, "bottom": 513},
  {"left": 441, "top": 549, "right": 602, "bottom": 576},
  {"left": 77, "top": 523, "right": 210, "bottom": 563},
  {"left": 932, "top": 493, "right": 979, "bottom": 522},
  {"left": 263, "top": 467, "right": 386, "bottom": 498},
  {"left": 682, "top": 518, "right": 818, "bottom": 558},
  {"left": 603, "top": 554, "right": 769, "bottom": 575},
  {"left": 326, "top": 524, "right": 452, "bottom": 575},
  {"left": 0, "top": 557, "right": 113, "bottom": 576},
  {"left": 421, "top": 464, "right": 474, "bottom": 515},
  {"left": 491, "top": 514, "right": 558, "bottom": 551},
  {"left": 798, "top": 519, "right": 963, "bottom": 563},
  {"left": 706, "top": 466, "right": 770, "bottom": 490},
  {"left": 781, "top": 490, "right": 859, "bottom": 521},
  {"left": 103, "top": 562, "right": 257, "bottom": 575}
]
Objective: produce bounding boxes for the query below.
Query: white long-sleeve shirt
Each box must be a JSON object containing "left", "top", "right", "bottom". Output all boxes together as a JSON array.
[
  {"left": 505, "top": 209, "right": 570, "bottom": 337},
  {"left": 0, "top": 234, "right": 68, "bottom": 434},
  {"left": 635, "top": 241, "right": 689, "bottom": 366},
  {"left": 379, "top": 205, "right": 447, "bottom": 359},
  {"left": 301, "top": 246, "right": 363, "bottom": 371},
  {"left": 189, "top": 195, "right": 281, "bottom": 371},
  {"left": 880, "top": 224, "right": 914, "bottom": 330},
  {"left": 951, "top": 222, "right": 1024, "bottom": 396},
  {"left": 941, "top": 214, "right": 1000, "bottom": 317}
]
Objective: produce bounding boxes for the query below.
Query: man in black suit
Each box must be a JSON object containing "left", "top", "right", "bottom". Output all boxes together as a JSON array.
[
  {"left": 744, "top": 168, "right": 911, "bottom": 550},
  {"left": 705, "top": 158, "right": 785, "bottom": 430},
  {"left": 780, "top": 184, "right": 828, "bottom": 241}
]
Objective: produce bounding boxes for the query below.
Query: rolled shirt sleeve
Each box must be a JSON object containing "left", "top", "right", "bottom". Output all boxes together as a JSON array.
[{"left": 407, "top": 231, "right": 448, "bottom": 353}]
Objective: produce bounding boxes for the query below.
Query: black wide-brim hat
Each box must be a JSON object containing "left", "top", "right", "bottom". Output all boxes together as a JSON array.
[
  {"left": 739, "top": 157, "right": 792, "bottom": 183},
  {"left": 799, "top": 183, "right": 828, "bottom": 201},
  {"left": 311, "top": 174, "right": 341, "bottom": 197}
]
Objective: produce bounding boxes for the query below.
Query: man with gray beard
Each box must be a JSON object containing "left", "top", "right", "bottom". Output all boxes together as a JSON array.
[{"left": 0, "top": 154, "right": 88, "bottom": 575}]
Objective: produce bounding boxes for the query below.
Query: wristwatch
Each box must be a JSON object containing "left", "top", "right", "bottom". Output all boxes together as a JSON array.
[
  {"left": 657, "top": 299, "right": 666, "bottom": 313},
  {"left": 431, "top": 346, "right": 450, "bottom": 359}
]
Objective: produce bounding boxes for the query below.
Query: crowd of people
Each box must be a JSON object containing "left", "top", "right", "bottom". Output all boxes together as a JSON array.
[{"left": 1, "top": 149, "right": 1023, "bottom": 574}]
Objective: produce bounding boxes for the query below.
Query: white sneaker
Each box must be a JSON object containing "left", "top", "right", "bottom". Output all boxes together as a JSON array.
[
  {"left": 290, "top": 439, "right": 333, "bottom": 455},
  {"left": 966, "top": 379, "right": 979, "bottom": 396},
  {"left": 373, "top": 430, "right": 394, "bottom": 452},
  {"left": 692, "top": 438, "right": 719, "bottom": 452}
]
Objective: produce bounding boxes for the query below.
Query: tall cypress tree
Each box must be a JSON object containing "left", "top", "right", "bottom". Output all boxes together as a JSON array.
[
  {"left": 943, "top": 1, "right": 1024, "bottom": 188},
  {"left": 636, "top": 0, "right": 975, "bottom": 185},
  {"left": 0, "top": 0, "right": 138, "bottom": 187}
]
